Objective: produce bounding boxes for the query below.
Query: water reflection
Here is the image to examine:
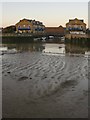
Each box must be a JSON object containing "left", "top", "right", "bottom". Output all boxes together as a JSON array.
[
  {"left": 42, "top": 44, "right": 65, "bottom": 56},
  {"left": 0, "top": 43, "right": 90, "bottom": 55},
  {"left": 0, "top": 43, "right": 45, "bottom": 53},
  {"left": 65, "top": 44, "right": 90, "bottom": 54}
]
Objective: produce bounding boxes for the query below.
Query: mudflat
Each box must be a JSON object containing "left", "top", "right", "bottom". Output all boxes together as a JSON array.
[{"left": 2, "top": 43, "right": 88, "bottom": 118}]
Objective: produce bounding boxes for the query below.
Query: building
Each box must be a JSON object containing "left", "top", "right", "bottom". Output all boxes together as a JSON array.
[
  {"left": 45, "top": 26, "right": 65, "bottom": 36},
  {"left": 15, "top": 18, "right": 45, "bottom": 34},
  {"left": 0, "top": 27, "right": 3, "bottom": 33},
  {"left": 66, "top": 18, "right": 86, "bottom": 34},
  {"left": 2, "top": 26, "right": 16, "bottom": 33},
  {"left": 65, "top": 18, "right": 87, "bottom": 39}
]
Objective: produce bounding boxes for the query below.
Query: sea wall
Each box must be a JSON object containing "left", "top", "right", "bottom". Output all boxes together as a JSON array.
[{"left": 65, "top": 33, "right": 90, "bottom": 39}]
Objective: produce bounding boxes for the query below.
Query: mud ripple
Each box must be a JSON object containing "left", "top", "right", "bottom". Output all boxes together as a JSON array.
[{"left": 18, "top": 76, "right": 28, "bottom": 81}]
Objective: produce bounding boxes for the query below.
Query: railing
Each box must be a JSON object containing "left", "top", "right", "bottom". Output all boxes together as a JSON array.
[
  {"left": 67, "top": 28, "right": 86, "bottom": 31},
  {"left": 18, "top": 28, "right": 31, "bottom": 30}
]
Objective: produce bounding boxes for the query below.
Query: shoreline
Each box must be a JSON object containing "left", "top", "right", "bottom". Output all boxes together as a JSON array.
[{"left": 0, "top": 37, "right": 90, "bottom": 45}]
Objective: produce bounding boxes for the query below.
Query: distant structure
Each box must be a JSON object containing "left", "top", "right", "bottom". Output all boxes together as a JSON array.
[
  {"left": 15, "top": 18, "right": 45, "bottom": 34},
  {"left": 45, "top": 26, "right": 65, "bottom": 36},
  {"left": 66, "top": 18, "right": 86, "bottom": 34},
  {"left": 0, "top": 27, "right": 3, "bottom": 33},
  {"left": 2, "top": 26, "right": 16, "bottom": 33},
  {"left": 65, "top": 18, "right": 87, "bottom": 39}
]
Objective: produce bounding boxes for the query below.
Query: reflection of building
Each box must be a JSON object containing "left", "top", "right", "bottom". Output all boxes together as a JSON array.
[
  {"left": 3, "top": 43, "right": 45, "bottom": 52},
  {"left": 65, "top": 18, "right": 87, "bottom": 39},
  {"left": 42, "top": 44, "right": 65, "bottom": 55},
  {"left": 65, "top": 44, "right": 89, "bottom": 54},
  {"left": 45, "top": 26, "right": 65, "bottom": 36},
  {"left": 15, "top": 18, "right": 45, "bottom": 34}
]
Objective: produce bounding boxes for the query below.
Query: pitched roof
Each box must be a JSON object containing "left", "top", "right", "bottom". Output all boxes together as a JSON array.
[
  {"left": 16, "top": 18, "right": 44, "bottom": 26},
  {"left": 45, "top": 26, "right": 65, "bottom": 35},
  {"left": 66, "top": 18, "right": 86, "bottom": 26}
]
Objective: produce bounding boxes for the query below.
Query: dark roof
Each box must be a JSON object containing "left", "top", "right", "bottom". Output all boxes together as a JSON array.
[
  {"left": 66, "top": 18, "right": 86, "bottom": 26},
  {"left": 69, "top": 20, "right": 83, "bottom": 22},
  {"left": 32, "top": 21, "right": 43, "bottom": 25},
  {"left": 69, "top": 18, "right": 84, "bottom": 23},
  {"left": 22, "top": 18, "right": 32, "bottom": 22},
  {"left": 15, "top": 18, "right": 45, "bottom": 26},
  {"left": 21, "top": 18, "right": 43, "bottom": 25}
]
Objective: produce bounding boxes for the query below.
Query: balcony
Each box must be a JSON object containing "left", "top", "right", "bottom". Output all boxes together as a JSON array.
[
  {"left": 67, "top": 27, "right": 85, "bottom": 31},
  {"left": 35, "top": 28, "right": 44, "bottom": 31},
  {"left": 18, "top": 27, "right": 31, "bottom": 30}
]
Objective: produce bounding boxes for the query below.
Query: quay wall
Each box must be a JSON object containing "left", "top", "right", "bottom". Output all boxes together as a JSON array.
[{"left": 65, "top": 33, "right": 90, "bottom": 39}]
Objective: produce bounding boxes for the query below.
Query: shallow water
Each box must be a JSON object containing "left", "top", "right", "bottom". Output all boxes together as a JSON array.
[{"left": 2, "top": 43, "right": 89, "bottom": 118}]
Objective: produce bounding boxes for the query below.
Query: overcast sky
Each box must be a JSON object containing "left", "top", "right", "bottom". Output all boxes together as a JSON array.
[{"left": 1, "top": 1, "right": 89, "bottom": 28}]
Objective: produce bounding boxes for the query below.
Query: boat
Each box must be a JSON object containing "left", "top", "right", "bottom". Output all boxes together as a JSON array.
[{"left": 33, "top": 38, "right": 41, "bottom": 41}]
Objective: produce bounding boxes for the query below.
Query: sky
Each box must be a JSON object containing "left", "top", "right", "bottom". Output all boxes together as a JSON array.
[
  {"left": 0, "top": 1, "right": 89, "bottom": 28},
  {"left": 88, "top": 1, "right": 90, "bottom": 29}
]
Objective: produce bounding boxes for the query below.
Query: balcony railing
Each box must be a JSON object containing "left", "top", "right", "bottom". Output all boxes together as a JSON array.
[
  {"left": 67, "top": 27, "right": 85, "bottom": 31},
  {"left": 18, "top": 28, "right": 31, "bottom": 30},
  {"left": 35, "top": 28, "right": 44, "bottom": 31}
]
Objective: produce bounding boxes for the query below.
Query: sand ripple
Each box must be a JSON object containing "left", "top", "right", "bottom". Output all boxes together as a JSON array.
[
  {"left": 2, "top": 52, "right": 88, "bottom": 98},
  {"left": 2, "top": 50, "right": 88, "bottom": 118}
]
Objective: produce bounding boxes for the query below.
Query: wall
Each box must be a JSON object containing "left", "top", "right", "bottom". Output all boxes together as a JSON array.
[
  {"left": 65, "top": 33, "right": 90, "bottom": 39},
  {"left": 45, "top": 26, "right": 65, "bottom": 36}
]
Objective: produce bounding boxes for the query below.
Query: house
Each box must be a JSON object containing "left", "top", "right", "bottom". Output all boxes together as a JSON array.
[
  {"left": 15, "top": 18, "right": 45, "bottom": 34},
  {"left": 65, "top": 18, "right": 87, "bottom": 39},
  {"left": 2, "top": 26, "right": 16, "bottom": 33}
]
